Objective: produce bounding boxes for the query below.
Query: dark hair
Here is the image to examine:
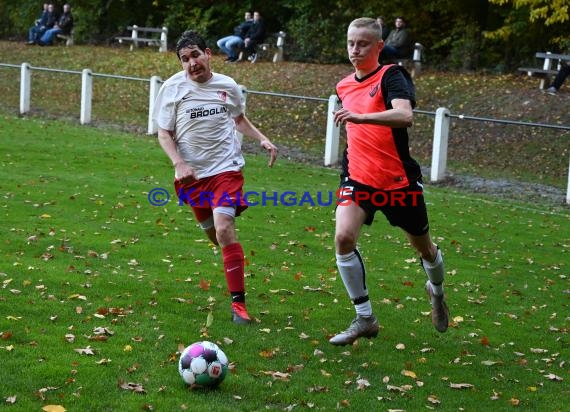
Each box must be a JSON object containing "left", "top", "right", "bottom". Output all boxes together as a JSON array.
[{"left": 176, "top": 30, "right": 207, "bottom": 59}]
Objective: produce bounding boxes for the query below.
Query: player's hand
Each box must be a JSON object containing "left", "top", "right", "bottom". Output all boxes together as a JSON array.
[
  {"left": 333, "top": 108, "right": 360, "bottom": 126},
  {"left": 260, "top": 139, "right": 277, "bottom": 167},
  {"left": 174, "top": 161, "right": 197, "bottom": 182}
]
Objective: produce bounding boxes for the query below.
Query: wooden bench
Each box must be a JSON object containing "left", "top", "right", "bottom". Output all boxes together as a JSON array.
[
  {"left": 115, "top": 25, "right": 168, "bottom": 52},
  {"left": 240, "top": 31, "right": 287, "bottom": 63},
  {"left": 518, "top": 52, "right": 570, "bottom": 89},
  {"left": 396, "top": 42, "right": 424, "bottom": 77},
  {"left": 56, "top": 30, "right": 74, "bottom": 46},
  {"left": 255, "top": 31, "right": 287, "bottom": 63}
]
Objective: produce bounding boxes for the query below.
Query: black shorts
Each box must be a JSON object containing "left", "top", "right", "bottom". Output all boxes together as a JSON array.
[{"left": 337, "top": 178, "right": 430, "bottom": 236}]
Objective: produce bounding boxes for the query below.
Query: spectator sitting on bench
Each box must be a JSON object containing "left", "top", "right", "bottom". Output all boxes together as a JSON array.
[
  {"left": 379, "top": 16, "right": 413, "bottom": 63},
  {"left": 545, "top": 63, "right": 570, "bottom": 95},
  {"left": 217, "top": 11, "right": 253, "bottom": 62},
  {"left": 243, "top": 11, "right": 266, "bottom": 62},
  {"left": 38, "top": 3, "right": 73, "bottom": 46},
  {"left": 27, "top": 3, "right": 57, "bottom": 45}
]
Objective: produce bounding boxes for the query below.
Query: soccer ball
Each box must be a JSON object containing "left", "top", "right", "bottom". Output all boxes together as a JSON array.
[{"left": 178, "top": 341, "right": 229, "bottom": 388}]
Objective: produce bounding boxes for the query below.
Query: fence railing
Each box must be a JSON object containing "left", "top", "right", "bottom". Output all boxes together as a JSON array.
[{"left": 3, "top": 62, "right": 570, "bottom": 204}]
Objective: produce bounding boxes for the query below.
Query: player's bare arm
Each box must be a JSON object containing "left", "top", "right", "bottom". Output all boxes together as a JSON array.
[
  {"left": 334, "top": 98, "right": 413, "bottom": 128},
  {"left": 157, "top": 127, "right": 197, "bottom": 180},
  {"left": 234, "top": 113, "right": 278, "bottom": 167}
]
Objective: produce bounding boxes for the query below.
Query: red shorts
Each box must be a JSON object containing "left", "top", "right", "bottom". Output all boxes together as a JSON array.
[{"left": 173, "top": 170, "right": 248, "bottom": 223}]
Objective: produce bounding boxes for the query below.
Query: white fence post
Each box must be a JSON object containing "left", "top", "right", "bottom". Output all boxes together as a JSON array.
[
  {"left": 566, "top": 155, "right": 570, "bottom": 204},
  {"left": 148, "top": 75, "right": 161, "bottom": 135},
  {"left": 430, "top": 107, "right": 450, "bottom": 182},
  {"left": 80, "top": 69, "right": 93, "bottom": 125},
  {"left": 20, "top": 63, "right": 31, "bottom": 114},
  {"left": 237, "top": 85, "right": 248, "bottom": 144},
  {"left": 159, "top": 27, "right": 168, "bottom": 52},
  {"left": 273, "top": 31, "right": 286, "bottom": 63},
  {"left": 540, "top": 51, "right": 552, "bottom": 89},
  {"left": 130, "top": 25, "right": 139, "bottom": 50},
  {"left": 412, "top": 42, "right": 423, "bottom": 77},
  {"left": 324, "top": 95, "right": 341, "bottom": 166}
]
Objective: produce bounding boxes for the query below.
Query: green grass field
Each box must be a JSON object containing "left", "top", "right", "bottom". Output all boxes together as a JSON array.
[{"left": 0, "top": 114, "right": 568, "bottom": 411}]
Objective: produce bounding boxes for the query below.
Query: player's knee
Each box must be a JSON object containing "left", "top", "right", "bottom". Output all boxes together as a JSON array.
[{"left": 335, "top": 230, "right": 357, "bottom": 252}]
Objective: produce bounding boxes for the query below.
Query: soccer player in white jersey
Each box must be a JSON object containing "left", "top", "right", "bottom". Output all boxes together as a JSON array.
[{"left": 153, "top": 30, "right": 277, "bottom": 324}]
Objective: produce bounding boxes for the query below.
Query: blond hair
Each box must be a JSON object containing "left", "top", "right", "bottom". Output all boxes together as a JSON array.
[{"left": 348, "top": 17, "right": 382, "bottom": 40}]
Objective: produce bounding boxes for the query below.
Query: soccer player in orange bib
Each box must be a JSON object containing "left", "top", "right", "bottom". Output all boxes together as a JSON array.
[
  {"left": 329, "top": 18, "right": 449, "bottom": 345},
  {"left": 153, "top": 31, "right": 277, "bottom": 324}
]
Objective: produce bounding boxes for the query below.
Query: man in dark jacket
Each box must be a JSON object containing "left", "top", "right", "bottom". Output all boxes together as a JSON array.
[
  {"left": 27, "top": 3, "right": 57, "bottom": 44},
  {"left": 38, "top": 3, "right": 74, "bottom": 45},
  {"left": 217, "top": 12, "right": 253, "bottom": 62},
  {"left": 243, "top": 11, "right": 266, "bottom": 63},
  {"left": 380, "top": 16, "right": 414, "bottom": 62}
]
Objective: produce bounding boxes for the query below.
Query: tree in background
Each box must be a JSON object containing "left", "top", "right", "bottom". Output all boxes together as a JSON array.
[{"left": 485, "top": 0, "right": 570, "bottom": 65}]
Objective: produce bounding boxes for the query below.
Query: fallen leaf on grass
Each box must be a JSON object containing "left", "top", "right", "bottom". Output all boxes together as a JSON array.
[
  {"left": 386, "top": 384, "right": 413, "bottom": 393},
  {"left": 92, "top": 327, "right": 114, "bottom": 336},
  {"left": 427, "top": 395, "right": 440, "bottom": 405},
  {"left": 307, "top": 385, "right": 329, "bottom": 393},
  {"left": 270, "top": 288, "right": 295, "bottom": 295},
  {"left": 543, "top": 373, "right": 563, "bottom": 381},
  {"left": 402, "top": 369, "right": 417, "bottom": 379},
  {"left": 199, "top": 279, "right": 210, "bottom": 291},
  {"left": 35, "top": 387, "right": 59, "bottom": 401},
  {"left": 450, "top": 382, "right": 474, "bottom": 389},
  {"left": 42, "top": 405, "right": 66, "bottom": 412},
  {"left": 118, "top": 380, "right": 146, "bottom": 394},
  {"left": 261, "top": 371, "right": 291, "bottom": 381},
  {"left": 88, "top": 335, "right": 108, "bottom": 342},
  {"left": 74, "top": 347, "right": 95, "bottom": 355},
  {"left": 259, "top": 349, "right": 276, "bottom": 359},
  {"left": 481, "top": 360, "right": 503, "bottom": 366},
  {"left": 356, "top": 378, "right": 370, "bottom": 390},
  {"left": 5, "top": 395, "right": 17, "bottom": 404}
]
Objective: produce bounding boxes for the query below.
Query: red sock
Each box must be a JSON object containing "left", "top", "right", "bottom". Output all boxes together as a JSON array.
[{"left": 222, "top": 243, "right": 245, "bottom": 295}]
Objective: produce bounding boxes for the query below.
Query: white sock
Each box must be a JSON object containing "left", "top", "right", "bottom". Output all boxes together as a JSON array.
[
  {"left": 336, "top": 250, "right": 372, "bottom": 317},
  {"left": 423, "top": 248, "right": 444, "bottom": 296}
]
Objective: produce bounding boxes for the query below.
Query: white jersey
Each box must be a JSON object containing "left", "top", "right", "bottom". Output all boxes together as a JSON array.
[{"left": 153, "top": 71, "right": 245, "bottom": 179}]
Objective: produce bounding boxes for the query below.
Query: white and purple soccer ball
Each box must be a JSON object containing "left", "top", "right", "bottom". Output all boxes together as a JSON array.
[{"left": 178, "top": 341, "right": 229, "bottom": 388}]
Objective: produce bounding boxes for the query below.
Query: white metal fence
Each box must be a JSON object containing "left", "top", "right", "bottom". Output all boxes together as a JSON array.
[{"left": 2, "top": 62, "right": 569, "bottom": 204}]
